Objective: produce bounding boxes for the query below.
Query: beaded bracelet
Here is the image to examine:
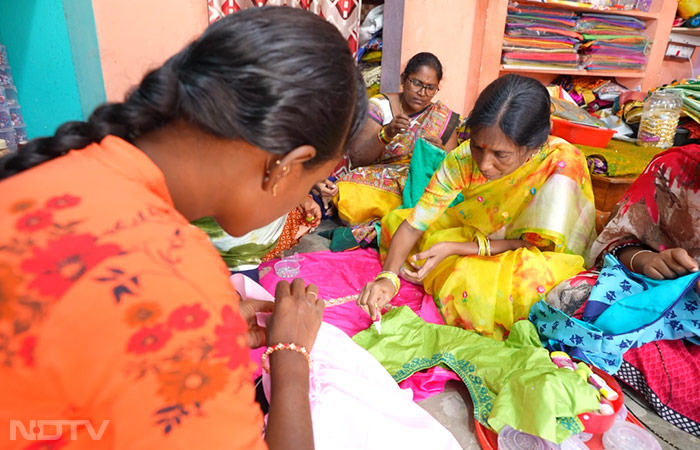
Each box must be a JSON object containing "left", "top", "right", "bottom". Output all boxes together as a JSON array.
[
  {"left": 375, "top": 270, "right": 400, "bottom": 296},
  {"left": 260, "top": 342, "right": 312, "bottom": 373},
  {"left": 377, "top": 126, "right": 391, "bottom": 145},
  {"left": 608, "top": 241, "right": 643, "bottom": 259}
]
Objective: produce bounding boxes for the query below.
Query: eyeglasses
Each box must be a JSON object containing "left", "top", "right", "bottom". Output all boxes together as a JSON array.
[{"left": 406, "top": 77, "right": 439, "bottom": 95}]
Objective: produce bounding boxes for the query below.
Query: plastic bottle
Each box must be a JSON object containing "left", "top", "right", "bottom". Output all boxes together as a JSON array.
[{"left": 637, "top": 91, "right": 682, "bottom": 149}]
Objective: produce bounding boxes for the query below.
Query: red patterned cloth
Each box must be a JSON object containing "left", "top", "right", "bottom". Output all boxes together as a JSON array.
[
  {"left": 207, "top": 0, "right": 361, "bottom": 53},
  {"left": 617, "top": 340, "right": 700, "bottom": 436}
]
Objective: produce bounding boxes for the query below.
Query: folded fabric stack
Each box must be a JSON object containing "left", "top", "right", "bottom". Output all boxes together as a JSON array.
[
  {"left": 502, "top": 3, "right": 582, "bottom": 69},
  {"left": 578, "top": 13, "right": 648, "bottom": 70},
  {"left": 656, "top": 78, "right": 700, "bottom": 124}
]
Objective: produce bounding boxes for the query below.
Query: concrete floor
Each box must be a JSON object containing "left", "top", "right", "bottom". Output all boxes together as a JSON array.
[{"left": 418, "top": 381, "right": 699, "bottom": 450}]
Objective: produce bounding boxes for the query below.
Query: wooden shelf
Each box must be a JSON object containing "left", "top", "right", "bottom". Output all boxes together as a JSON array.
[
  {"left": 516, "top": 0, "right": 659, "bottom": 20},
  {"left": 671, "top": 27, "right": 700, "bottom": 36},
  {"left": 500, "top": 64, "right": 645, "bottom": 78}
]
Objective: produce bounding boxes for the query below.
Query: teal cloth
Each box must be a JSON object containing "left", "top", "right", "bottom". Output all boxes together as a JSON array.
[
  {"left": 402, "top": 138, "right": 464, "bottom": 209},
  {"left": 375, "top": 138, "right": 464, "bottom": 243},
  {"left": 532, "top": 254, "right": 700, "bottom": 373},
  {"left": 353, "top": 307, "right": 600, "bottom": 444}
]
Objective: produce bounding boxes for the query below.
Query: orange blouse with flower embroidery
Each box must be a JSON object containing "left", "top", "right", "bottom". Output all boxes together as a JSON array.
[{"left": 0, "top": 136, "right": 267, "bottom": 449}]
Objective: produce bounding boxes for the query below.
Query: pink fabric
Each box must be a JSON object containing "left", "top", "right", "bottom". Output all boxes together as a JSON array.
[
  {"left": 259, "top": 249, "right": 456, "bottom": 400},
  {"left": 398, "top": 367, "right": 461, "bottom": 402},
  {"left": 230, "top": 273, "right": 273, "bottom": 380}
]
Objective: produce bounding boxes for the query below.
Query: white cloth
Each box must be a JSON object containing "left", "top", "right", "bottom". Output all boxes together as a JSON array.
[{"left": 263, "top": 322, "right": 462, "bottom": 450}]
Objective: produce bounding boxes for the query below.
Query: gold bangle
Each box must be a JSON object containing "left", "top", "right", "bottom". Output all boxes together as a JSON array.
[
  {"left": 475, "top": 234, "right": 486, "bottom": 256},
  {"left": 378, "top": 126, "right": 391, "bottom": 145},
  {"left": 629, "top": 249, "right": 654, "bottom": 273},
  {"left": 375, "top": 270, "right": 400, "bottom": 296},
  {"left": 485, "top": 237, "right": 492, "bottom": 257}
]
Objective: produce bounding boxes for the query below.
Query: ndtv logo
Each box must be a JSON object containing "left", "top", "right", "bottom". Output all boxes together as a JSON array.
[{"left": 9, "top": 420, "right": 109, "bottom": 441}]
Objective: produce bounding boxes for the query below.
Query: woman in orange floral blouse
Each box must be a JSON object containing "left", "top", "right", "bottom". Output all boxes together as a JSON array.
[{"left": 0, "top": 7, "right": 365, "bottom": 450}]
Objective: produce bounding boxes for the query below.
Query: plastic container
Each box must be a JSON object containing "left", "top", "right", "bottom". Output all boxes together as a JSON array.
[
  {"left": 636, "top": 91, "right": 682, "bottom": 149},
  {"left": 0, "top": 108, "right": 10, "bottom": 129},
  {"left": 0, "top": 45, "right": 7, "bottom": 65},
  {"left": 559, "top": 435, "right": 589, "bottom": 450},
  {"left": 9, "top": 106, "right": 22, "bottom": 126},
  {"left": 0, "top": 66, "right": 12, "bottom": 87},
  {"left": 274, "top": 259, "right": 300, "bottom": 278},
  {"left": 13, "top": 125, "right": 27, "bottom": 145},
  {"left": 601, "top": 421, "right": 661, "bottom": 450},
  {"left": 551, "top": 118, "right": 616, "bottom": 148},
  {"left": 0, "top": 127, "right": 17, "bottom": 151},
  {"left": 497, "top": 425, "right": 559, "bottom": 450},
  {"left": 2, "top": 85, "right": 18, "bottom": 106}
]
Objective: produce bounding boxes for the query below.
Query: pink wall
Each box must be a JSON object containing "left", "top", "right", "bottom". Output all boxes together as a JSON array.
[
  {"left": 90, "top": 1, "right": 698, "bottom": 110},
  {"left": 400, "top": 0, "right": 480, "bottom": 116},
  {"left": 92, "top": 0, "right": 208, "bottom": 101}
]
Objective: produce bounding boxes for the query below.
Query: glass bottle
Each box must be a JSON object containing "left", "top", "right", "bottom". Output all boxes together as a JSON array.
[{"left": 636, "top": 91, "right": 682, "bottom": 149}]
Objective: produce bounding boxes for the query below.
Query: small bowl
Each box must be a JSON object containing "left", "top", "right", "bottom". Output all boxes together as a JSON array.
[
  {"left": 576, "top": 365, "right": 624, "bottom": 435},
  {"left": 274, "top": 259, "right": 300, "bottom": 278}
]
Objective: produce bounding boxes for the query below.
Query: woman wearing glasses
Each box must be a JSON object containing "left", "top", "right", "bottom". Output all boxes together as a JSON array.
[{"left": 333, "top": 52, "right": 461, "bottom": 245}]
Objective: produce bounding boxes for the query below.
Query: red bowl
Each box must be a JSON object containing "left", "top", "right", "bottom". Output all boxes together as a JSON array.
[
  {"left": 551, "top": 118, "right": 615, "bottom": 148},
  {"left": 577, "top": 366, "right": 624, "bottom": 435}
]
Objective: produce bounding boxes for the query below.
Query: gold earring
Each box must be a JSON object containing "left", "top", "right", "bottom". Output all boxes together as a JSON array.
[
  {"left": 281, "top": 165, "right": 289, "bottom": 174},
  {"left": 272, "top": 183, "right": 278, "bottom": 197}
]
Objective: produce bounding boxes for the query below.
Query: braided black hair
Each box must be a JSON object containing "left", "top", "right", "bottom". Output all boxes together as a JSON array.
[
  {"left": 466, "top": 74, "right": 551, "bottom": 149},
  {"left": 402, "top": 52, "right": 444, "bottom": 81},
  {"left": 0, "top": 7, "right": 366, "bottom": 179}
]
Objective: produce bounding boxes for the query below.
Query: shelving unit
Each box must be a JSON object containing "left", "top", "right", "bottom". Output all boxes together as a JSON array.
[{"left": 479, "top": 0, "right": 677, "bottom": 92}]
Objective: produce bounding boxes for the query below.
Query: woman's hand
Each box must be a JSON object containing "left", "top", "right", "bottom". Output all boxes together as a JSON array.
[
  {"left": 314, "top": 179, "right": 338, "bottom": 211},
  {"left": 384, "top": 114, "right": 411, "bottom": 139},
  {"left": 299, "top": 196, "right": 321, "bottom": 229},
  {"left": 422, "top": 134, "right": 443, "bottom": 149},
  {"left": 239, "top": 299, "right": 275, "bottom": 349},
  {"left": 357, "top": 277, "right": 396, "bottom": 320},
  {"left": 402, "top": 242, "right": 457, "bottom": 284},
  {"left": 636, "top": 248, "right": 699, "bottom": 280},
  {"left": 267, "top": 279, "right": 325, "bottom": 350}
]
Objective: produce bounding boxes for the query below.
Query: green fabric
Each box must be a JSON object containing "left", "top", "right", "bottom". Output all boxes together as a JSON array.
[
  {"left": 318, "top": 227, "right": 359, "bottom": 252},
  {"left": 577, "top": 139, "right": 662, "bottom": 177},
  {"left": 352, "top": 307, "right": 600, "bottom": 444},
  {"left": 191, "top": 216, "right": 277, "bottom": 268},
  {"left": 402, "top": 138, "right": 464, "bottom": 209}
]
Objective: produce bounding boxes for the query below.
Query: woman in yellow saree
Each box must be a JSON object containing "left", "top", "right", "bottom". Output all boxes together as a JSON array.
[
  {"left": 334, "top": 52, "right": 461, "bottom": 243},
  {"left": 358, "top": 74, "right": 597, "bottom": 340}
]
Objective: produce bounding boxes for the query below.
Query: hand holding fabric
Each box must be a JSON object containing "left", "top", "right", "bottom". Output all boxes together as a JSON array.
[
  {"left": 357, "top": 278, "right": 396, "bottom": 320},
  {"left": 637, "top": 248, "right": 699, "bottom": 280},
  {"left": 385, "top": 114, "right": 411, "bottom": 139},
  {"left": 315, "top": 179, "right": 338, "bottom": 211},
  {"left": 239, "top": 299, "right": 276, "bottom": 348},
  {"left": 421, "top": 134, "right": 443, "bottom": 150},
  {"left": 267, "top": 279, "right": 324, "bottom": 351}
]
